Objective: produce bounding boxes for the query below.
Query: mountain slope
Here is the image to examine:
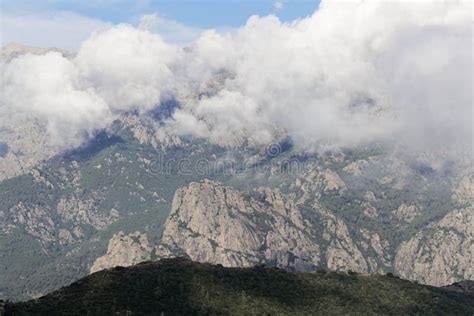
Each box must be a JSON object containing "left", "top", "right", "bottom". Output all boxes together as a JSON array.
[
  {"left": 4, "top": 258, "right": 474, "bottom": 315},
  {"left": 1, "top": 117, "right": 472, "bottom": 300}
]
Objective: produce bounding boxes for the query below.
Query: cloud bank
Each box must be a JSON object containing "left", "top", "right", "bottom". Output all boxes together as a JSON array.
[
  {"left": 2, "top": 25, "right": 181, "bottom": 148},
  {"left": 1, "top": 0, "right": 472, "bottom": 154}
]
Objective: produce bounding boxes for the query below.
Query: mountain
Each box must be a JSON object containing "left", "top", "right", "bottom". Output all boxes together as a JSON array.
[
  {"left": 1, "top": 3, "right": 472, "bottom": 309},
  {"left": 0, "top": 113, "right": 472, "bottom": 300},
  {"left": 0, "top": 43, "right": 70, "bottom": 62},
  {"left": 3, "top": 258, "right": 473, "bottom": 315},
  {"left": 90, "top": 178, "right": 473, "bottom": 286}
]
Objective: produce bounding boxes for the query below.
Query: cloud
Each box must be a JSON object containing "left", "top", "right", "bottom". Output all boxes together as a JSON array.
[
  {"left": 170, "top": 0, "right": 472, "bottom": 153},
  {"left": 75, "top": 24, "right": 182, "bottom": 111},
  {"left": 274, "top": 2, "right": 285, "bottom": 10},
  {"left": 1, "top": 24, "right": 181, "bottom": 149},
  {"left": 0, "top": 11, "right": 111, "bottom": 50},
  {"left": 1, "top": 52, "right": 111, "bottom": 148},
  {"left": 1, "top": 0, "right": 472, "bottom": 157}
]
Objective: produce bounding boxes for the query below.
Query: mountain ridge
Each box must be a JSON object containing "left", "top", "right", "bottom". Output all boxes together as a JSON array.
[{"left": 3, "top": 257, "right": 474, "bottom": 315}]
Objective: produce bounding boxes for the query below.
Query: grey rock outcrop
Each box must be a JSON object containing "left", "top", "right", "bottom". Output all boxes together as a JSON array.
[
  {"left": 91, "top": 180, "right": 376, "bottom": 274},
  {"left": 89, "top": 178, "right": 472, "bottom": 287},
  {"left": 90, "top": 232, "right": 155, "bottom": 273},
  {"left": 318, "top": 209, "right": 368, "bottom": 273},
  {"left": 57, "top": 196, "right": 120, "bottom": 230},
  {"left": 394, "top": 207, "right": 474, "bottom": 286},
  {"left": 0, "top": 118, "right": 57, "bottom": 180},
  {"left": 393, "top": 203, "right": 420, "bottom": 223},
  {"left": 1, "top": 42, "right": 70, "bottom": 62},
  {"left": 159, "top": 180, "right": 320, "bottom": 270}
]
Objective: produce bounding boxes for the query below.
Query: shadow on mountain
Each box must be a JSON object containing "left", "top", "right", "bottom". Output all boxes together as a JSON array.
[
  {"left": 0, "top": 143, "right": 8, "bottom": 157},
  {"left": 149, "top": 96, "right": 180, "bottom": 123},
  {"left": 62, "top": 131, "right": 124, "bottom": 162}
]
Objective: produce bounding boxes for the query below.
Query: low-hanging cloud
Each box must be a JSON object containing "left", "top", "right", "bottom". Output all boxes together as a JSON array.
[
  {"left": 1, "top": 0, "right": 472, "bottom": 155},
  {"left": 172, "top": 0, "right": 472, "bottom": 152},
  {"left": 1, "top": 25, "right": 181, "bottom": 148}
]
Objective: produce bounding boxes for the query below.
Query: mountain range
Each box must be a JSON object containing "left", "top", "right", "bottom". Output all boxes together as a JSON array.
[{"left": 0, "top": 44, "right": 472, "bottom": 304}]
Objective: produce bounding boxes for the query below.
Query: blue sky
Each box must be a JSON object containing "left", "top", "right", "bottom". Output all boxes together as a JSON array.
[
  {"left": 1, "top": 0, "right": 320, "bottom": 48},
  {"left": 2, "top": 0, "right": 320, "bottom": 27}
]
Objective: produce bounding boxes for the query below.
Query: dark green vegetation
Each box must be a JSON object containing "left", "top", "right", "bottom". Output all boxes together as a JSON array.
[{"left": 5, "top": 258, "right": 474, "bottom": 316}]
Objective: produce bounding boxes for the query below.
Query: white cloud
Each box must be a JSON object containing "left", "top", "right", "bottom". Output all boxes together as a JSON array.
[
  {"left": 1, "top": 0, "right": 472, "bottom": 156},
  {"left": 1, "top": 24, "right": 182, "bottom": 149},
  {"left": 75, "top": 24, "right": 182, "bottom": 111},
  {"left": 274, "top": 2, "right": 285, "bottom": 10},
  {"left": 1, "top": 52, "right": 111, "bottom": 148},
  {"left": 0, "top": 12, "right": 111, "bottom": 50},
  {"left": 170, "top": 0, "right": 472, "bottom": 153}
]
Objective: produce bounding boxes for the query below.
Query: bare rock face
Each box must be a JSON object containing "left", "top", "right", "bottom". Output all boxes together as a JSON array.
[
  {"left": 91, "top": 180, "right": 380, "bottom": 274},
  {"left": 159, "top": 180, "right": 320, "bottom": 270},
  {"left": 90, "top": 232, "right": 155, "bottom": 273},
  {"left": 393, "top": 203, "right": 420, "bottom": 223},
  {"left": 156, "top": 180, "right": 378, "bottom": 273},
  {"left": 319, "top": 209, "right": 368, "bottom": 273},
  {"left": 0, "top": 118, "right": 57, "bottom": 181},
  {"left": 57, "top": 196, "right": 120, "bottom": 230},
  {"left": 8, "top": 202, "right": 56, "bottom": 245},
  {"left": 359, "top": 228, "right": 392, "bottom": 272},
  {"left": 394, "top": 208, "right": 474, "bottom": 286},
  {"left": 118, "top": 114, "right": 183, "bottom": 148},
  {"left": 0, "top": 42, "right": 70, "bottom": 62},
  {"left": 343, "top": 160, "right": 368, "bottom": 176},
  {"left": 453, "top": 174, "right": 473, "bottom": 205},
  {"left": 89, "top": 178, "right": 472, "bottom": 286},
  {"left": 322, "top": 169, "right": 347, "bottom": 192},
  {"left": 361, "top": 191, "right": 379, "bottom": 219}
]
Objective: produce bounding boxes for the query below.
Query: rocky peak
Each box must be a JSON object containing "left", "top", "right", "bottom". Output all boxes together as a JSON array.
[
  {"left": 90, "top": 231, "right": 155, "bottom": 273},
  {"left": 160, "top": 180, "right": 321, "bottom": 270},
  {"left": 1, "top": 42, "right": 70, "bottom": 62}
]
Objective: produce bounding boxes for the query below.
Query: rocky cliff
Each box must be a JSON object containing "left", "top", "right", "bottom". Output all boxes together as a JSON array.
[
  {"left": 394, "top": 207, "right": 473, "bottom": 286},
  {"left": 91, "top": 232, "right": 155, "bottom": 273},
  {"left": 91, "top": 179, "right": 473, "bottom": 287},
  {"left": 91, "top": 180, "right": 374, "bottom": 274},
  {"left": 159, "top": 180, "right": 321, "bottom": 270}
]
